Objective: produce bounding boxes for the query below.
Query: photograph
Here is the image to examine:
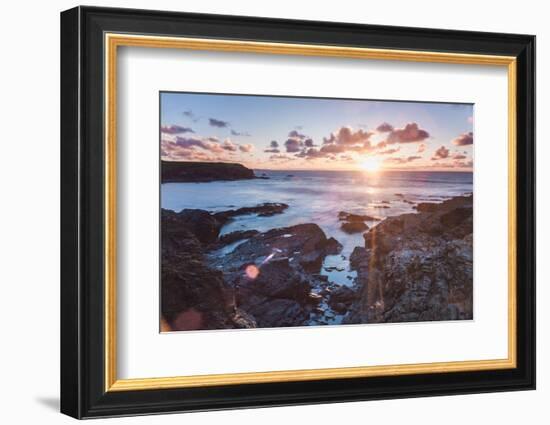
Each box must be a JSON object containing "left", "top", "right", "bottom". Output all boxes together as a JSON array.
[{"left": 160, "top": 92, "right": 474, "bottom": 332}]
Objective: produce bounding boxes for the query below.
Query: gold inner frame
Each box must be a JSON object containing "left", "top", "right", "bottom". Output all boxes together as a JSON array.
[{"left": 104, "top": 33, "right": 517, "bottom": 392}]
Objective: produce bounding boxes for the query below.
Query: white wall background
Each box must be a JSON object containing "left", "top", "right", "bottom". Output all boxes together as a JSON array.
[{"left": 0, "top": 0, "right": 545, "bottom": 423}]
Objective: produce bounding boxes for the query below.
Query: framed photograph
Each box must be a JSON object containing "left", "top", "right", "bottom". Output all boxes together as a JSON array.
[{"left": 60, "top": 6, "right": 535, "bottom": 419}]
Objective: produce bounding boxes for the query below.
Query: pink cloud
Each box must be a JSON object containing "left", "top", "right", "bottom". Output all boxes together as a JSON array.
[
  {"left": 386, "top": 123, "right": 430, "bottom": 144},
  {"left": 452, "top": 132, "right": 474, "bottom": 146},
  {"left": 431, "top": 146, "right": 450, "bottom": 160}
]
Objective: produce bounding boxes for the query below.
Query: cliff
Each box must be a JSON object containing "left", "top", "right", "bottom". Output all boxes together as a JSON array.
[{"left": 161, "top": 161, "right": 256, "bottom": 183}]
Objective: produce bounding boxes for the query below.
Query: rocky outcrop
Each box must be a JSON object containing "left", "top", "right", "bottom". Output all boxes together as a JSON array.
[
  {"left": 211, "top": 223, "right": 342, "bottom": 327},
  {"left": 162, "top": 161, "right": 256, "bottom": 182},
  {"left": 162, "top": 204, "right": 343, "bottom": 330},
  {"left": 216, "top": 223, "right": 342, "bottom": 273},
  {"left": 214, "top": 203, "right": 289, "bottom": 221},
  {"left": 338, "top": 211, "right": 380, "bottom": 222},
  {"left": 338, "top": 211, "right": 378, "bottom": 234},
  {"left": 218, "top": 229, "right": 260, "bottom": 246},
  {"left": 341, "top": 221, "right": 369, "bottom": 234},
  {"left": 344, "top": 195, "right": 473, "bottom": 324},
  {"left": 161, "top": 209, "right": 254, "bottom": 331}
]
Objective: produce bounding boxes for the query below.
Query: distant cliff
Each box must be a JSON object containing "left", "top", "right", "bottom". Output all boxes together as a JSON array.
[{"left": 161, "top": 161, "right": 256, "bottom": 183}]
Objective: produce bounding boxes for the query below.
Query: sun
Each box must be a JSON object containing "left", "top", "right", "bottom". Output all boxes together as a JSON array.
[{"left": 359, "top": 157, "right": 383, "bottom": 172}]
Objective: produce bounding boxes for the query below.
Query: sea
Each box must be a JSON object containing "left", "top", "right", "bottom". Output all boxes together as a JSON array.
[{"left": 161, "top": 170, "right": 473, "bottom": 288}]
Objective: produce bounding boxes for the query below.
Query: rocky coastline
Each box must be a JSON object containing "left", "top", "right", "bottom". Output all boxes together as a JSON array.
[{"left": 161, "top": 194, "right": 473, "bottom": 331}]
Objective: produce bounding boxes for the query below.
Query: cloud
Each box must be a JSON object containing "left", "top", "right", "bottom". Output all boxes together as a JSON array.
[
  {"left": 431, "top": 159, "right": 473, "bottom": 169},
  {"left": 221, "top": 139, "right": 238, "bottom": 152},
  {"left": 231, "top": 129, "right": 251, "bottom": 137},
  {"left": 385, "top": 155, "right": 422, "bottom": 164},
  {"left": 378, "top": 147, "right": 400, "bottom": 155},
  {"left": 467, "top": 116, "right": 474, "bottom": 124},
  {"left": 386, "top": 123, "right": 430, "bottom": 144},
  {"left": 161, "top": 138, "right": 224, "bottom": 161},
  {"left": 417, "top": 143, "right": 426, "bottom": 153},
  {"left": 183, "top": 110, "right": 200, "bottom": 122},
  {"left": 209, "top": 118, "right": 229, "bottom": 128},
  {"left": 161, "top": 125, "right": 195, "bottom": 135},
  {"left": 239, "top": 144, "right": 254, "bottom": 153},
  {"left": 264, "top": 140, "right": 280, "bottom": 153},
  {"left": 295, "top": 148, "right": 324, "bottom": 159},
  {"left": 376, "top": 122, "right": 394, "bottom": 132},
  {"left": 453, "top": 153, "right": 467, "bottom": 160},
  {"left": 319, "top": 143, "right": 347, "bottom": 154},
  {"left": 173, "top": 136, "right": 224, "bottom": 153},
  {"left": 288, "top": 126, "right": 374, "bottom": 160},
  {"left": 452, "top": 132, "right": 474, "bottom": 146},
  {"left": 288, "top": 130, "right": 307, "bottom": 139},
  {"left": 323, "top": 126, "right": 373, "bottom": 146},
  {"left": 285, "top": 138, "right": 303, "bottom": 153},
  {"left": 431, "top": 146, "right": 450, "bottom": 160},
  {"left": 269, "top": 154, "right": 293, "bottom": 161}
]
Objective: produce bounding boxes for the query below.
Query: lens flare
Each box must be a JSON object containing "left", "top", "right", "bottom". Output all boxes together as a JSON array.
[{"left": 245, "top": 264, "right": 260, "bottom": 279}]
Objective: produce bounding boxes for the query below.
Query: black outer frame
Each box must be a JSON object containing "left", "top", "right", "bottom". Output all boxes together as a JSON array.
[{"left": 60, "top": 5, "right": 536, "bottom": 419}]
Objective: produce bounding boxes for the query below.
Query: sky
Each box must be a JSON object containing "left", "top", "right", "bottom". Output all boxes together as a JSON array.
[{"left": 160, "top": 92, "right": 474, "bottom": 172}]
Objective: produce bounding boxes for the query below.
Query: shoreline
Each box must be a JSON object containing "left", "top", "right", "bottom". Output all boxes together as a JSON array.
[{"left": 161, "top": 193, "right": 473, "bottom": 331}]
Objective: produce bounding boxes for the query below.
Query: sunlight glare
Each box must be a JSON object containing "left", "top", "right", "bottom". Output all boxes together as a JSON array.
[{"left": 359, "top": 157, "right": 383, "bottom": 172}]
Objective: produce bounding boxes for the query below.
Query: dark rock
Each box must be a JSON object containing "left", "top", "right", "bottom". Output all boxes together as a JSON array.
[
  {"left": 324, "top": 237, "right": 343, "bottom": 254},
  {"left": 329, "top": 286, "right": 356, "bottom": 305},
  {"left": 244, "top": 298, "right": 309, "bottom": 328},
  {"left": 218, "top": 229, "right": 259, "bottom": 245},
  {"left": 217, "top": 223, "right": 338, "bottom": 273},
  {"left": 161, "top": 210, "right": 254, "bottom": 330},
  {"left": 332, "top": 302, "right": 348, "bottom": 314},
  {"left": 345, "top": 195, "right": 473, "bottom": 325},
  {"left": 162, "top": 161, "right": 255, "bottom": 182},
  {"left": 341, "top": 221, "right": 369, "bottom": 234},
  {"left": 414, "top": 202, "right": 440, "bottom": 213},
  {"left": 162, "top": 208, "right": 223, "bottom": 245},
  {"left": 210, "top": 224, "right": 341, "bottom": 327},
  {"left": 307, "top": 293, "right": 323, "bottom": 304},
  {"left": 338, "top": 211, "right": 380, "bottom": 222},
  {"left": 440, "top": 206, "right": 472, "bottom": 228},
  {"left": 214, "top": 202, "right": 289, "bottom": 222}
]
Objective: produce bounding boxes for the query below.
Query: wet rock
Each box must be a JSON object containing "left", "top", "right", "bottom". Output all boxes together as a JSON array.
[
  {"left": 239, "top": 298, "right": 309, "bottom": 328},
  {"left": 211, "top": 224, "right": 341, "bottom": 327},
  {"left": 218, "top": 223, "right": 339, "bottom": 273},
  {"left": 345, "top": 195, "right": 473, "bottom": 324},
  {"left": 214, "top": 202, "right": 289, "bottom": 221},
  {"left": 218, "top": 229, "right": 259, "bottom": 246},
  {"left": 414, "top": 202, "right": 440, "bottom": 213},
  {"left": 307, "top": 293, "right": 323, "bottom": 304},
  {"left": 162, "top": 208, "right": 223, "bottom": 245},
  {"left": 332, "top": 302, "right": 348, "bottom": 314},
  {"left": 338, "top": 211, "right": 380, "bottom": 222},
  {"left": 341, "top": 221, "right": 369, "bottom": 234},
  {"left": 161, "top": 210, "right": 254, "bottom": 330},
  {"left": 325, "top": 237, "right": 344, "bottom": 255},
  {"left": 330, "top": 286, "right": 356, "bottom": 305}
]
